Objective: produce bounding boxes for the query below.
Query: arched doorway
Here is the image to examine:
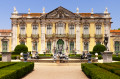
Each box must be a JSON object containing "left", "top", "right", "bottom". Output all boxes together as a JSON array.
[{"left": 57, "top": 39, "right": 64, "bottom": 53}]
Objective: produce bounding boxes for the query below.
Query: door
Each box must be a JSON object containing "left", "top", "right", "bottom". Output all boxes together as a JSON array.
[{"left": 57, "top": 39, "right": 64, "bottom": 53}]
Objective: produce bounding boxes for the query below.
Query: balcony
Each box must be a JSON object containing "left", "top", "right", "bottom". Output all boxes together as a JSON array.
[
  {"left": 55, "top": 34, "right": 67, "bottom": 38},
  {"left": 45, "top": 34, "right": 53, "bottom": 39},
  {"left": 95, "top": 34, "right": 103, "bottom": 39},
  {"left": 82, "top": 34, "right": 90, "bottom": 39},
  {"left": 68, "top": 34, "right": 76, "bottom": 39},
  {"left": 19, "top": 34, "right": 27, "bottom": 39},
  {"left": 31, "top": 34, "right": 39, "bottom": 39}
]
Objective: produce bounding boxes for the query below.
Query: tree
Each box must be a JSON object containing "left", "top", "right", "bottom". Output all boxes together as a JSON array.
[
  {"left": 92, "top": 44, "right": 106, "bottom": 55},
  {"left": 14, "top": 44, "right": 28, "bottom": 54},
  {"left": 118, "top": 28, "right": 120, "bottom": 30}
]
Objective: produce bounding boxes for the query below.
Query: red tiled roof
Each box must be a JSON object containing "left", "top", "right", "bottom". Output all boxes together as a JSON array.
[
  {"left": 110, "top": 30, "right": 120, "bottom": 32},
  {"left": 0, "top": 30, "right": 11, "bottom": 33}
]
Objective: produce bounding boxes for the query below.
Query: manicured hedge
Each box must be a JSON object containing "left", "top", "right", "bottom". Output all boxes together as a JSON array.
[
  {"left": 112, "top": 55, "right": 120, "bottom": 61},
  {"left": 81, "top": 63, "right": 120, "bottom": 79},
  {"left": 92, "top": 55, "right": 102, "bottom": 59},
  {"left": 0, "top": 62, "right": 16, "bottom": 69},
  {"left": 94, "top": 63, "right": 120, "bottom": 76},
  {"left": 0, "top": 62, "right": 34, "bottom": 79}
]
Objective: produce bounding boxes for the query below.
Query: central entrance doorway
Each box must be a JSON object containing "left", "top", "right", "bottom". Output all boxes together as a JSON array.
[{"left": 57, "top": 39, "right": 64, "bottom": 53}]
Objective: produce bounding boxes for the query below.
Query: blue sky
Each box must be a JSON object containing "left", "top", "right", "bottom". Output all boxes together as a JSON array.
[{"left": 0, "top": 0, "right": 120, "bottom": 29}]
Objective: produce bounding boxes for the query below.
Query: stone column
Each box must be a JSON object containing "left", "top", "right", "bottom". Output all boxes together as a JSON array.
[
  {"left": 12, "top": 22, "right": 17, "bottom": 50},
  {"left": 104, "top": 23, "right": 110, "bottom": 51},
  {"left": 76, "top": 22, "right": 81, "bottom": 54},
  {"left": 40, "top": 22, "right": 46, "bottom": 54},
  {"left": 64, "top": 39, "right": 67, "bottom": 54}
]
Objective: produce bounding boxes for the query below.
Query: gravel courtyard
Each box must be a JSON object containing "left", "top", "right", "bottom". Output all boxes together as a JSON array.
[{"left": 22, "top": 63, "right": 88, "bottom": 79}]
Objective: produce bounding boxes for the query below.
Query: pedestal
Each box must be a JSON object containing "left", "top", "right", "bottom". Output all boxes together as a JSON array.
[
  {"left": 2, "top": 52, "right": 12, "bottom": 62},
  {"left": 102, "top": 51, "right": 113, "bottom": 63}
]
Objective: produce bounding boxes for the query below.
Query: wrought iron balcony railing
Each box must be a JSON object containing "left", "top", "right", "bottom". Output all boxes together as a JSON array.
[
  {"left": 31, "top": 34, "right": 39, "bottom": 39},
  {"left": 82, "top": 34, "right": 90, "bottom": 39},
  {"left": 95, "top": 34, "right": 103, "bottom": 39},
  {"left": 19, "top": 34, "right": 27, "bottom": 39}
]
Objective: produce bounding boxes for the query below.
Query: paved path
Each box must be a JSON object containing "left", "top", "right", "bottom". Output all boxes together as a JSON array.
[{"left": 22, "top": 63, "right": 88, "bottom": 79}]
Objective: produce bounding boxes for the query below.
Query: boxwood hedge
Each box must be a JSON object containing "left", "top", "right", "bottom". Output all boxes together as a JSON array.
[
  {"left": 81, "top": 63, "right": 120, "bottom": 79},
  {"left": 0, "top": 62, "right": 34, "bottom": 79},
  {"left": 94, "top": 63, "right": 120, "bottom": 76}
]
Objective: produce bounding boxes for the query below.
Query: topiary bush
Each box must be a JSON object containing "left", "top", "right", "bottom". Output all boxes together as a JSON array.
[
  {"left": 14, "top": 44, "right": 28, "bottom": 54},
  {"left": 93, "top": 44, "right": 106, "bottom": 55}
]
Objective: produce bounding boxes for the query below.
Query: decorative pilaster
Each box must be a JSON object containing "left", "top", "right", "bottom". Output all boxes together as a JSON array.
[
  {"left": 40, "top": 22, "right": 46, "bottom": 54},
  {"left": 75, "top": 21, "right": 81, "bottom": 54},
  {"left": 12, "top": 21, "right": 18, "bottom": 50}
]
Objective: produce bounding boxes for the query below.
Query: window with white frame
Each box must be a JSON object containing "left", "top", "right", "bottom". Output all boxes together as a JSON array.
[
  {"left": 2, "top": 41, "right": 8, "bottom": 52},
  {"left": 96, "top": 25, "right": 101, "bottom": 34},
  {"left": 69, "top": 24, "right": 74, "bottom": 34},
  {"left": 84, "top": 42, "right": 89, "bottom": 51},
  {"left": 20, "top": 24, "right": 26, "bottom": 34},
  {"left": 83, "top": 25, "right": 89, "bottom": 34},
  {"left": 32, "top": 24, "right": 38, "bottom": 34},
  {"left": 56, "top": 22, "right": 65, "bottom": 34},
  {"left": 47, "top": 24, "right": 52, "bottom": 35}
]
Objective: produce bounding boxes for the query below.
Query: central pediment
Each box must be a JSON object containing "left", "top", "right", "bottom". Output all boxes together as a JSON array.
[{"left": 41, "top": 6, "right": 79, "bottom": 19}]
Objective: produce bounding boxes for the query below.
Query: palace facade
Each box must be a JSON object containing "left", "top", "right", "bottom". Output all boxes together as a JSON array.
[{"left": 0, "top": 6, "right": 120, "bottom": 54}]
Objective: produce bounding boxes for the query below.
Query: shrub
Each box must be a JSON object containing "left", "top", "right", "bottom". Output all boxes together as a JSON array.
[
  {"left": 93, "top": 44, "right": 106, "bottom": 55},
  {"left": 81, "top": 63, "right": 120, "bottom": 79},
  {"left": 94, "top": 63, "right": 120, "bottom": 76},
  {"left": 0, "top": 62, "right": 34, "bottom": 79},
  {"left": 14, "top": 44, "right": 28, "bottom": 54}
]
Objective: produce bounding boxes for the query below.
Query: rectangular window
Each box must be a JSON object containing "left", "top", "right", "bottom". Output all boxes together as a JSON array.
[
  {"left": 33, "top": 42, "right": 37, "bottom": 51},
  {"left": 69, "top": 25, "right": 74, "bottom": 34},
  {"left": 83, "top": 25, "right": 89, "bottom": 34},
  {"left": 32, "top": 25, "right": 38, "bottom": 34},
  {"left": 20, "top": 26, "right": 25, "bottom": 34},
  {"left": 47, "top": 25, "right": 52, "bottom": 35},
  {"left": 84, "top": 42, "right": 89, "bottom": 51},
  {"left": 115, "top": 41, "right": 120, "bottom": 53},
  {"left": 70, "top": 42, "right": 74, "bottom": 53},
  {"left": 96, "top": 25, "right": 101, "bottom": 34},
  {"left": 2, "top": 41, "right": 8, "bottom": 52}
]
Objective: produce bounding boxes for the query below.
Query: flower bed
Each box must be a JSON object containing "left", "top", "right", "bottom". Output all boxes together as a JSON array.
[
  {"left": 0, "top": 62, "right": 34, "bottom": 79},
  {"left": 81, "top": 63, "right": 120, "bottom": 79}
]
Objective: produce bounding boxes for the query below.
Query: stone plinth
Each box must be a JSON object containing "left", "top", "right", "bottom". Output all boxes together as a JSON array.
[
  {"left": 32, "top": 51, "right": 36, "bottom": 58},
  {"left": 102, "top": 51, "right": 113, "bottom": 63},
  {"left": 2, "top": 52, "right": 12, "bottom": 62}
]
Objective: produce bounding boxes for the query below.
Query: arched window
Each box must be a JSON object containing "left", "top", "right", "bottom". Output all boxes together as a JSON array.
[
  {"left": 56, "top": 22, "right": 65, "bottom": 34},
  {"left": 96, "top": 41, "right": 101, "bottom": 45},
  {"left": 96, "top": 25, "right": 101, "bottom": 34},
  {"left": 69, "top": 24, "right": 74, "bottom": 34},
  {"left": 47, "top": 24, "right": 52, "bottom": 35},
  {"left": 83, "top": 25, "right": 89, "bottom": 34},
  {"left": 20, "top": 24, "right": 26, "bottom": 34},
  {"left": 32, "top": 24, "right": 38, "bottom": 34}
]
